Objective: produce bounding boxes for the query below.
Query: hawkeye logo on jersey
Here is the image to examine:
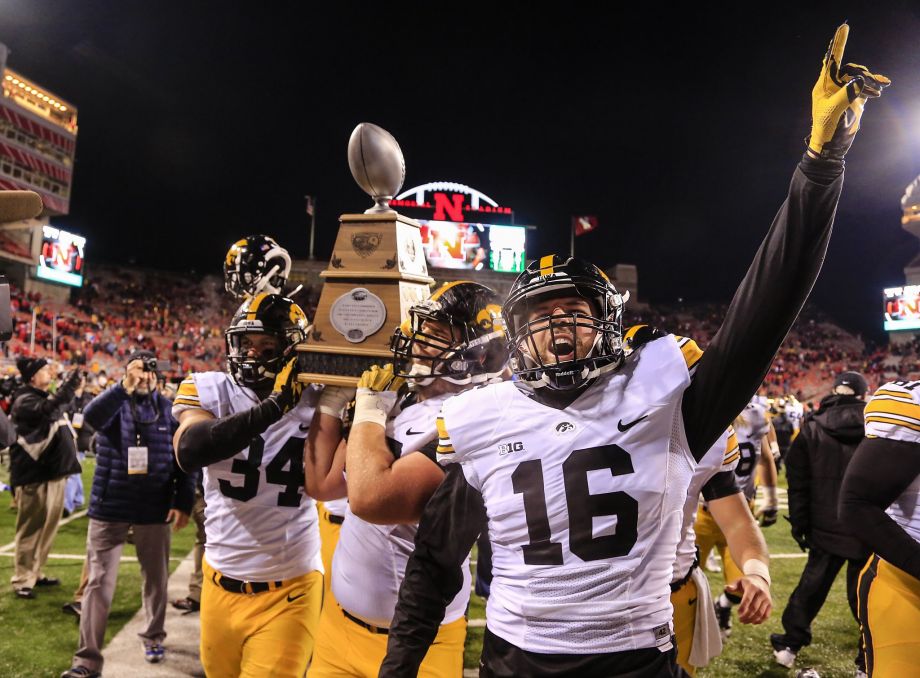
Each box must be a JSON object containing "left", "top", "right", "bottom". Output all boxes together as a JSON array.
[
  {"left": 498, "top": 441, "right": 525, "bottom": 456},
  {"left": 555, "top": 421, "right": 577, "bottom": 435}
]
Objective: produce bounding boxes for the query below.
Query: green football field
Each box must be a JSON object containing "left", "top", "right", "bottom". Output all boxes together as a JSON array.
[{"left": 0, "top": 464, "right": 862, "bottom": 677}]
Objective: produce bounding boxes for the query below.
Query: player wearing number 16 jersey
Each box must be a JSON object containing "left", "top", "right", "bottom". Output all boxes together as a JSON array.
[
  {"left": 172, "top": 293, "right": 323, "bottom": 678},
  {"left": 381, "top": 27, "right": 888, "bottom": 671}
]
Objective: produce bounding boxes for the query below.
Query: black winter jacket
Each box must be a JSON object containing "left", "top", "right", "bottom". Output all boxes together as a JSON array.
[
  {"left": 786, "top": 393, "right": 868, "bottom": 559},
  {"left": 9, "top": 383, "right": 81, "bottom": 487},
  {"left": 84, "top": 384, "right": 195, "bottom": 524}
]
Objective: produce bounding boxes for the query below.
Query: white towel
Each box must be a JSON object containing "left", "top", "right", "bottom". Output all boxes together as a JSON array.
[{"left": 689, "top": 565, "right": 723, "bottom": 668}]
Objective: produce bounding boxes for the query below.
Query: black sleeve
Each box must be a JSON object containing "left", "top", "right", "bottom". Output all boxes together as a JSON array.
[
  {"left": 839, "top": 437, "right": 920, "bottom": 580},
  {"left": 176, "top": 397, "right": 282, "bottom": 471},
  {"left": 380, "top": 464, "right": 485, "bottom": 677},
  {"left": 701, "top": 469, "right": 742, "bottom": 502},
  {"left": 682, "top": 156, "right": 843, "bottom": 458},
  {"left": 785, "top": 429, "right": 811, "bottom": 534}
]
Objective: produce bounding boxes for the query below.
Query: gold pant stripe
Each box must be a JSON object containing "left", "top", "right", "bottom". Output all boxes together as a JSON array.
[{"left": 857, "top": 554, "right": 920, "bottom": 677}]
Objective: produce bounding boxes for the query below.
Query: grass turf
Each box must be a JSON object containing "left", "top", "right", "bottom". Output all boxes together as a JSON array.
[
  {"left": 0, "top": 459, "right": 196, "bottom": 678},
  {"left": 0, "top": 464, "right": 864, "bottom": 677}
]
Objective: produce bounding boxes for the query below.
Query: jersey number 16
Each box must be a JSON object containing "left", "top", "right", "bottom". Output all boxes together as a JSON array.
[{"left": 512, "top": 444, "right": 639, "bottom": 565}]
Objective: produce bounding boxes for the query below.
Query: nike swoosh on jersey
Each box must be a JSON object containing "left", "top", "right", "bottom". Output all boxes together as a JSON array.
[
  {"left": 299, "top": 423, "right": 309, "bottom": 432},
  {"left": 617, "top": 415, "right": 649, "bottom": 432},
  {"left": 287, "top": 592, "right": 306, "bottom": 603},
  {"left": 688, "top": 598, "right": 697, "bottom": 606},
  {"left": 406, "top": 428, "right": 424, "bottom": 436}
]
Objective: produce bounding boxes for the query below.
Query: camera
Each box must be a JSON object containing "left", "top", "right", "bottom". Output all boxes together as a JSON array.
[{"left": 141, "top": 358, "right": 171, "bottom": 373}]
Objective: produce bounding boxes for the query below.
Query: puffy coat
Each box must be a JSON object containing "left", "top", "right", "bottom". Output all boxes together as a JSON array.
[
  {"left": 84, "top": 383, "right": 195, "bottom": 524},
  {"left": 786, "top": 393, "right": 868, "bottom": 560}
]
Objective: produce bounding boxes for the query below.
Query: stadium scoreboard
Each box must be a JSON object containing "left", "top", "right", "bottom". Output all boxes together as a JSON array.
[
  {"left": 884, "top": 285, "right": 920, "bottom": 331},
  {"left": 390, "top": 182, "right": 525, "bottom": 273},
  {"left": 36, "top": 224, "right": 85, "bottom": 287}
]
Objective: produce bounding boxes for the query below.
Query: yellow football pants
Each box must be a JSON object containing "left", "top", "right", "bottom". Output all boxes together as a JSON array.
[
  {"left": 317, "top": 502, "right": 343, "bottom": 601},
  {"left": 858, "top": 555, "right": 920, "bottom": 677},
  {"left": 671, "top": 576, "right": 699, "bottom": 676},
  {"left": 695, "top": 505, "right": 743, "bottom": 585},
  {"left": 201, "top": 558, "right": 323, "bottom": 678},
  {"left": 308, "top": 600, "right": 467, "bottom": 678}
]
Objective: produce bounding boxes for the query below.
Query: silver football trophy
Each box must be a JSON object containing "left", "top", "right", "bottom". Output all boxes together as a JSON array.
[{"left": 296, "top": 123, "right": 432, "bottom": 387}]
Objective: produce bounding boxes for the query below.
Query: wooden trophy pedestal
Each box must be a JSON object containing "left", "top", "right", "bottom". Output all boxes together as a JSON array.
[{"left": 296, "top": 212, "right": 433, "bottom": 387}]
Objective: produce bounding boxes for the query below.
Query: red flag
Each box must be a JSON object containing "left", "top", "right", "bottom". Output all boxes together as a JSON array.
[
  {"left": 305, "top": 195, "right": 315, "bottom": 217},
  {"left": 573, "top": 215, "right": 598, "bottom": 237}
]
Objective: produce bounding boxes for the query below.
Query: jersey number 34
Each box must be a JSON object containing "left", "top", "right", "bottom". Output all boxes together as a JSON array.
[
  {"left": 218, "top": 436, "right": 305, "bottom": 507},
  {"left": 512, "top": 444, "right": 638, "bottom": 565}
]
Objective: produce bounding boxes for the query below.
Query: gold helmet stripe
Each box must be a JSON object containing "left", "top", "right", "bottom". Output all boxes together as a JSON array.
[
  {"left": 538, "top": 254, "right": 555, "bottom": 277},
  {"left": 246, "top": 292, "right": 269, "bottom": 319},
  {"left": 430, "top": 280, "right": 477, "bottom": 301}
]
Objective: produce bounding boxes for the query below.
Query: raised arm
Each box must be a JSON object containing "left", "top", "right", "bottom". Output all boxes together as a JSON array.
[{"left": 683, "top": 25, "right": 889, "bottom": 458}]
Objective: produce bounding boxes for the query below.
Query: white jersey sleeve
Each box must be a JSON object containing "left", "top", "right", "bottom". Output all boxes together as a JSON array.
[
  {"left": 673, "top": 428, "right": 738, "bottom": 581},
  {"left": 179, "top": 372, "right": 322, "bottom": 581},
  {"left": 332, "top": 392, "right": 471, "bottom": 628},
  {"left": 865, "top": 381, "right": 920, "bottom": 545}
]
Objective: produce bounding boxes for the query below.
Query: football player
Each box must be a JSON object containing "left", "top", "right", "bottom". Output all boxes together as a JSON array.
[
  {"left": 380, "top": 25, "right": 887, "bottom": 677},
  {"left": 667, "top": 418, "right": 772, "bottom": 675},
  {"left": 840, "top": 381, "right": 920, "bottom": 675},
  {"left": 224, "top": 234, "right": 292, "bottom": 299},
  {"left": 305, "top": 281, "right": 507, "bottom": 678},
  {"left": 172, "top": 293, "right": 323, "bottom": 677},
  {"left": 696, "top": 396, "right": 778, "bottom": 639}
]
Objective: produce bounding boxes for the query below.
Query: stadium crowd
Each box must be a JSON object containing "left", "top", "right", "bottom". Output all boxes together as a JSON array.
[{"left": 2, "top": 265, "right": 919, "bottom": 413}]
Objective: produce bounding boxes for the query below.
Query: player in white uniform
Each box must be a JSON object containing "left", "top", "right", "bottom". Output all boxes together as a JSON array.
[
  {"left": 306, "top": 281, "right": 508, "bottom": 677},
  {"left": 697, "top": 395, "right": 778, "bottom": 638},
  {"left": 840, "top": 381, "right": 920, "bottom": 675},
  {"left": 172, "top": 293, "right": 323, "bottom": 678},
  {"left": 382, "top": 30, "right": 888, "bottom": 674}
]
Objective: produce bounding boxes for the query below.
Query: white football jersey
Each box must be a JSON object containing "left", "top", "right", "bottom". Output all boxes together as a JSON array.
[
  {"left": 672, "top": 428, "right": 739, "bottom": 582},
  {"left": 332, "top": 392, "right": 472, "bottom": 628},
  {"left": 864, "top": 381, "right": 920, "bottom": 545},
  {"left": 172, "top": 372, "right": 323, "bottom": 581},
  {"left": 732, "top": 397, "right": 771, "bottom": 500},
  {"left": 437, "top": 335, "right": 697, "bottom": 654}
]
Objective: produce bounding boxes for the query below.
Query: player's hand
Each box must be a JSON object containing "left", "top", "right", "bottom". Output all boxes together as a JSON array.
[
  {"left": 757, "top": 506, "right": 778, "bottom": 528},
  {"left": 353, "top": 364, "right": 405, "bottom": 428},
  {"left": 269, "top": 357, "right": 303, "bottom": 415},
  {"left": 726, "top": 575, "right": 772, "bottom": 625},
  {"left": 806, "top": 23, "right": 890, "bottom": 160},
  {"left": 316, "top": 385, "right": 357, "bottom": 420},
  {"left": 167, "top": 509, "right": 190, "bottom": 532}
]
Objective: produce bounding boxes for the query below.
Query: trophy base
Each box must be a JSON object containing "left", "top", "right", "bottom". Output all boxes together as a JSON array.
[{"left": 295, "top": 349, "right": 390, "bottom": 387}]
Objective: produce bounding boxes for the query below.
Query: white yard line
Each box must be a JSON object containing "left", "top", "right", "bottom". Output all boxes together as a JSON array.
[{"left": 0, "top": 551, "right": 184, "bottom": 562}]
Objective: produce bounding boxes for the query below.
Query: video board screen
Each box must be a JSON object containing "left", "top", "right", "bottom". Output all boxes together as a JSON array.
[
  {"left": 418, "top": 221, "right": 525, "bottom": 273},
  {"left": 884, "top": 285, "right": 920, "bottom": 331},
  {"left": 36, "top": 225, "right": 85, "bottom": 287}
]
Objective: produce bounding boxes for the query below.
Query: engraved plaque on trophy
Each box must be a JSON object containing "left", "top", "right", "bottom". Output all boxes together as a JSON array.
[{"left": 297, "top": 123, "right": 433, "bottom": 387}]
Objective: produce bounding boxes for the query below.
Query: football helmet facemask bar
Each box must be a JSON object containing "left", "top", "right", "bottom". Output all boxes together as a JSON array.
[
  {"left": 390, "top": 281, "right": 508, "bottom": 388},
  {"left": 502, "top": 255, "right": 629, "bottom": 390},
  {"left": 225, "top": 293, "right": 308, "bottom": 390},
  {"left": 224, "top": 235, "right": 292, "bottom": 300}
]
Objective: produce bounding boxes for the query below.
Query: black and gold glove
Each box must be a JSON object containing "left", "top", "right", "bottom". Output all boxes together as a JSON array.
[
  {"left": 806, "top": 23, "right": 890, "bottom": 161},
  {"left": 268, "top": 357, "right": 303, "bottom": 416}
]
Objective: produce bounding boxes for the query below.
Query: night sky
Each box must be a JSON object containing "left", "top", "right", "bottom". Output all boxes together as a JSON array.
[{"left": 1, "top": 2, "right": 918, "bottom": 340}]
